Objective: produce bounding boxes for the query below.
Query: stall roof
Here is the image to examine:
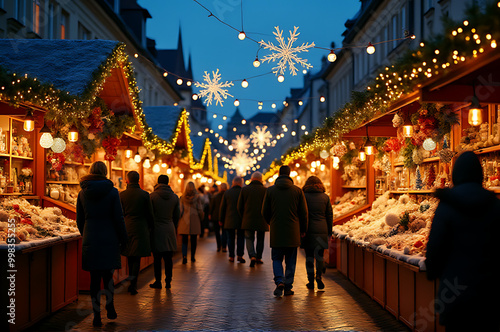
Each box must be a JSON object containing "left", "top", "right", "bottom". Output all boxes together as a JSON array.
[
  {"left": 0, "top": 39, "right": 119, "bottom": 96},
  {"left": 143, "top": 106, "right": 181, "bottom": 141}
]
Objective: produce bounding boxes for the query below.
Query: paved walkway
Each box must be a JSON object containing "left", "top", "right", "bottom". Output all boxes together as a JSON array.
[{"left": 29, "top": 233, "right": 409, "bottom": 331}]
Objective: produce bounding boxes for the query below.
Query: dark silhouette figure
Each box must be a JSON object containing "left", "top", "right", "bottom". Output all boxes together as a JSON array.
[
  {"left": 178, "top": 181, "right": 204, "bottom": 263},
  {"left": 238, "top": 171, "right": 268, "bottom": 267},
  {"left": 209, "top": 183, "right": 228, "bottom": 251},
  {"left": 426, "top": 151, "right": 500, "bottom": 331},
  {"left": 262, "top": 165, "right": 308, "bottom": 296},
  {"left": 301, "top": 176, "right": 333, "bottom": 290},
  {"left": 120, "top": 171, "right": 154, "bottom": 295},
  {"left": 77, "top": 161, "right": 127, "bottom": 327},
  {"left": 220, "top": 177, "right": 245, "bottom": 263},
  {"left": 149, "top": 175, "right": 180, "bottom": 289}
]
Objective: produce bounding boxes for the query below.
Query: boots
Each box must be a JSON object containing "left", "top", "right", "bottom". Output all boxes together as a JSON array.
[
  {"left": 306, "top": 274, "right": 315, "bottom": 289},
  {"left": 91, "top": 296, "right": 102, "bottom": 327},
  {"left": 316, "top": 276, "right": 325, "bottom": 290},
  {"left": 106, "top": 301, "right": 117, "bottom": 320}
]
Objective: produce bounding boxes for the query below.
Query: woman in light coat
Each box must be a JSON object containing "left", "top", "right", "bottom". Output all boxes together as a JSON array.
[{"left": 177, "top": 181, "right": 204, "bottom": 264}]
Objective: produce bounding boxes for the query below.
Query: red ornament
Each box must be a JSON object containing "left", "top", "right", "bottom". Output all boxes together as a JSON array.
[
  {"left": 88, "top": 107, "right": 104, "bottom": 134},
  {"left": 414, "top": 240, "right": 424, "bottom": 248},
  {"left": 47, "top": 152, "right": 66, "bottom": 171},
  {"left": 102, "top": 137, "right": 121, "bottom": 161},
  {"left": 384, "top": 137, "right": 403, "bottom": 153}
]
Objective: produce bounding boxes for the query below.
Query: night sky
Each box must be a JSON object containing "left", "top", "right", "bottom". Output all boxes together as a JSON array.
[{"left": 138, "top": 0, "right": 360, "bottom": 132}]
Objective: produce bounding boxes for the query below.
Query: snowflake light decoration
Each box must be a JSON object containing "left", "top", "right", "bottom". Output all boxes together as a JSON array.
[
  {"left": 194, "top": 69, "right": 234, "bottom": 106},
  {"left": 231, "top": 135, "right": 250, "bottom": 153},
  {"left": 259, "top": 26, "right": 315, "bottom": 76},
  {"left": 232, "top": 152, "right": 254, "bottom": 177},
  {"left": 250, "top": 125, "right": 273, "bottom": 149}
]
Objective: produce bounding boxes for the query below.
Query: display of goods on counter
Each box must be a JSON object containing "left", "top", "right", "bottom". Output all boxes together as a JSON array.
[
  {"left": 332, "top": 190, "right": 366, "bottom": 219},
  {"left": 0, "top": 198, "right": 78, "bottom": 243},
  {"left": 333, "top": 192, "right": 439, "bottom": 255},
  {"left": 341, "top": 164, "right": 366, "bottom": 187}
]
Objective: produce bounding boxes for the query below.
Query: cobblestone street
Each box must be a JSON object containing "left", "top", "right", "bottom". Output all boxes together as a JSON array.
[{"left": 30, "top": 234, "right": 409, "bottom": 331}]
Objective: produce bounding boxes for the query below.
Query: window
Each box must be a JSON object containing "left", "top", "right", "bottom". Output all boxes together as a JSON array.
[
  {"left": 0, "top": 0, "right": 4, "bottom": 9},
  {"left": 384, "top": 25, "right": 389, "bottom": 56},
  {"left": 401, "top": 5, "right": 407, "bottom": 32},
  {"left": 15, "top": 0, "right": 26, "bottom": 24},
  {"left": 61, "top": 10, "right": 69, "bottom": 39},
  {"left": 32, "top": 0, "right": 43, "bottom": 35},
  {"left": 392, "top": 15, "right": 398, "bottom": 49},
  {"left": 48, "top": 2, "right": 54, "bottom": 39},
  {"left": 78, "top": 22, "right": 90, "bottom": 39}
]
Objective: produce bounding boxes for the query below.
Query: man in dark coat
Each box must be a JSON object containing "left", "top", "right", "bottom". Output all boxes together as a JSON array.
[
  {"left": 77, "top": 161, "right": 127, "bottom": 326},
  {"left": 426, "top": 151, "right": 500, "bottom": 331},
  {"left": 120, "top": 171, "right": 154, "bottom": 295},
  {"left": 220, "top": 176, "right": 245, "bottom": 263},
  {"left": 209, "top": 182, "right": 228, "bottom": 252},
  {"left": 262, "top": 165, "right": 308, "bottom": 296},
  {"left": 238, "top": 171, "right": 268, "bottom": 267},
  {"left": 149, "top": 175, "right": 179, "bottom": 290}
]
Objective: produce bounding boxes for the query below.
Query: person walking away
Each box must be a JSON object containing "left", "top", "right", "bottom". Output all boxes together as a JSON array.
[
  {"left": 120, "top": 171, "right": 154, "bottom": 295},
  {"left": 77, "top": 161, "right": 127, "bottom": 327},
  {"left": 209, "top": 183, "right": 227, "bottom": 252},
  {"left": 262, "top": 165, "right": 308, "bottom": 296},
  {"left": 220, "top": 177, "right": 245, "bottom": 263},
  {"left": 426, "top": 151, "right": 500, "bottom": 331},
  {"left": 207, "top": 184, "right": 218, "bottom": 232},
  {"left": 301, "top": 176, "right": 333, "bottom": 290},
  {"left": 238, "top": 171, "right": 268, "bottom": 267},
  {"left": 178, "top": 181, "right": 204, "bottom": 263},
  {"left": 149, "top": 175, "right": 180, "bottom": 289},
  {"left": 198, "top": 186, "right": 210, "bottom": 238}
]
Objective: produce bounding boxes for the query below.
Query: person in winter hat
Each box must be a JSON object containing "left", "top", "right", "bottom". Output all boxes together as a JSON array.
[
  {"left": 149, "top": 175, "right": 180, "bottom": 289},
  {"left": 262, "top": 165, "right": 308, "bottom": 296},
  {"left": 77, "top": 161, "right": 127, "bottom": 327},
  {"left": 426, "top": 151, "right": 500, "bottom": 331},
  {"left": 301, "top": 176, "right": 333, "bottom": 290}
]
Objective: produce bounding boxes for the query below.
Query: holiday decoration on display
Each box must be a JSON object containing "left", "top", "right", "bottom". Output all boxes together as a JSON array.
[
  {"left": 437, "top": 136, "right": 456, "bottom": 163},
  {"left": 102, "top": 137, "right": 122, "bottom": 161},
  {"left": 231, "top": 135, "right": 251, "bottom": 153},
  {"left": 415, "top": 166, "right": 423, "bottom": 190},
  {"left": 47, "top": 152, "right": 66, "bottom": 172},
  {"left": 331, "top": 142, "right": 348, "bottom": 158},
  {"left": 422, "top": 138, "right": 437, "bottom": 151},
  {"left": 259, "top": 26, "right": 315, "bottom": 76},
  {"left": 426, "top": 164, "right": 436, "bottom": 189},
  {"left": 392, "top": 113, "right": 403, "bottom": 127},
  {"left": 194, "top": 69, "right": 234, "bottom": 107},
  {"left": 250, "top": 126, "right": 273, "bottom": 149},
  {"left": 231, "top": 152, "right": 254, "bottom": 176},
  {"left": 412, "top": 148, "right": 424, "bottom": 165}
]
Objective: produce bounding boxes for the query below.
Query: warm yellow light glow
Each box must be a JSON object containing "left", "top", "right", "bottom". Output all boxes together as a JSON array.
[
  {"left": 241, "top": 119, "right": 246, "bottom": 124},
  {"left": 218, "top": 124, "right": 223, "bottom": 130},
  {"left": 152, "top": 164, "right": 160, "bottom": 173},
  {"left": 366, "top": 42, "right": 375, "bottom": 54},
  {"left": 327, "top": 50, "right": 337, "bottom": 62},
  {"left": 468, "top": 107, "right": 483, "bottom": 126},
  {"left": 359, "top": 151, "right": 366, "bottom": 161},
  {"left": 271, "top": 103, "right": 276, "bottom": 108},
  {"left": 234, "top": 99, "right": 240, "bottom": 106},
  {"left": 253, "top": 57, "right": 261, "bottom": 67},
  {"left": 241, "top": 79, "right": 248, "bottom": 88},
  {"left": 277, "top": 75, "right": 285, "bottom": 83},
  {"left": 176, "top": 78, "right": 183, "bottom": 85},
  {"left": 333, "top": 156, "right": 340, "bottom": 164},
  {"left": 320, "top": 164, "right": 326, "bottom": 171},
  {"left": 213, "top": 114, "right": 217, "bottom": 118},
  {"left": 238, "top": 31, "right": 246, "bottom": 40},
  {"left": 364, "top": 145, "right": 374, "bottom": 155},
  {"left": 320, "top": 96, "right": 326, "bottom": 103},
  {"left": 163, "top": 72, "right": 168, "bottom": 77},
  {"left": 192, "top": 93, "right": 198, "bottom": 100},
  {"left": 24, "top": 112, "right": 35, "bottom": 132},
  {"left": 298, "top": 100, "right": 303, "bottom": 106},
  {"left": 179, "top": 173, "right": 184, "bottom": 179},
  {"left": 125, "top": 148, "right": 133, "bottom": 159},
  {"left": 68, "top": 125, "right": 78, "bottom": 142},
  {"left": 134, "top": 152, "right": 141, "bottom": 163},
  {"left": 143, "top": 158, "right": 151, "bottom": 169},
  {"left": 295, "top": 163, "right": 300, "bottom": 168},
  {"left": 402, "top": 124, "right": 413, "bottom": 138},
  {"left": 186, "top": 81, "right": 192, "bottom": 87},
  {"left": 492, "top": 40, "right": 497, "bottom": 48}
]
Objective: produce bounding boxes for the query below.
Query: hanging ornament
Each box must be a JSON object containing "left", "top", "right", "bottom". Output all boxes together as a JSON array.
[
  {"left": 39, "top": 122, "right": 53, "bottom": 149},
  {"left": 319, "top": 150, "right": 329, "bottom": 159},
  {"left": 194, "top": 69, "right": 234, "bottom": 106},
  {"left": 412, "top": 148, "right": 424, "bottom": 165},
  {"left": 24, "top": 110, "right": 35, "bottom": 132},
  {"left": 250, "top": 126, "right": 273, "bottom": 149},
  {"left": 392, "top": 113, "right": 403, "bottom": 127},
  {"left": 51, "top": 135, "right": 66, "bottom": 153},
  {"left": 422, "top": 138, "right": 437, "bottom": 151},
  {"left": 231, "top": 135, "right": 251, "bottom": 153},
  {"left": 259, "top": 26, "right": 315, "bottom": 76},
  {"left": 231, "top": 152, "right": 254, "bottom": 177},
  {"left": 152, "top": 164, "right": 160, "bottom": 173}
]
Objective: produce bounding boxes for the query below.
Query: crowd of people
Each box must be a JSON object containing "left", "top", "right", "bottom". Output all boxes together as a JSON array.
[
  {"left": 75, "top": 152, "right": 500, "bottom": 330},
  {"left": 76, "top": 162, "right": 332, "bottom": 327}
]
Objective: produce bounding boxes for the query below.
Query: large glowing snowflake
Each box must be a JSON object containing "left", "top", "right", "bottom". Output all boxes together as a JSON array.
[
  {"left": 232, "top": 135, "right": 250, "bottom": 153},
  {"left": 250, "top": 125, "right": 273, "bottom": 149},
  {"left": 231, "top": 152, "right": 254, "bottom": 177},
  {"left": 259, "top": 26, "right": 315, "bottom": 76},
  {"left": 194, "top": 69, "right": 234, "bottom": 106}
]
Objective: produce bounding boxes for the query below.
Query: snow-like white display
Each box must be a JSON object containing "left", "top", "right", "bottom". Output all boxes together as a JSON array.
[
  {"left": 250, "top": 125, "right": 273, "bottom": 149},
  {"left": 231, "top": 134, "right": 251, "bottom": 153},
  {"left": 259, "top": 26, "right": 314, "bottom": 76},
  {"left": 194, "top": 69, "right": 234, "bottom": 107},
  {"left": 332, "top": 190, "right": 366, "bottom": 219}
]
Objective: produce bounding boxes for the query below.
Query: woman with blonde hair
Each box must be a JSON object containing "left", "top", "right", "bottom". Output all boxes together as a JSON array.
[
  {"left": 301, "top": 175, "right": 333, "bottom": 290},
  {"left": 177, "top": 181, "right": 204, "bottom": 264},
  {"left": 77, "top": 161, "right": 127, "bottom": 327}
]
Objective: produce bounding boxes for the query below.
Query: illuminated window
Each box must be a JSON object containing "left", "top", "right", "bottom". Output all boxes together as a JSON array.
[
  {"left": 32, "top": 0, "right": 41, "bottom": 35},
  {"left": 61, "top": 10, "right": 69, "bottom": 39}
]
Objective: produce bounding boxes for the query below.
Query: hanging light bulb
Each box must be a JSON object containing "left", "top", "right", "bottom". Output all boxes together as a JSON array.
[
  {"left": 320, "top": 96, "right": 326, "bottom": 103},
  {"left": 238, "top": 31, "right": 246, "bottom": 40},
  {"left": 359, "top": 151, "right": 366, "bottom": 161},
  {"left": 277, "top": 75, "right": 285, "bottom": 83},
  {"left": 68, "top": 124, "right": 78, "bottom": 142},
  {"left": 134, "top": 149, "right": 141, "bottom": 163},
  {"left": 143, "top": 157, "right": 151, "bottom": 169},
  {"left": 39, "top": 122, "right": 53, "bottom": 148},
  {"left": 125, "top": 140, "right": 133, "bottom": 158},
  {"left": 402, "top": 116, "right": 414, "bottom": 138},
  {"left": 23, "top": 109, "right": 35, "bottom": 132},
  {"left": 364, "top": 137, "right": 374, "bottom": 155},
  {"left": 192, "top": 93, "right": 199, "bottom": 100},
  {"left": 176, "top": 78, "right": 183, "bottom": 85},
  {"left": 241, "top": 79, "right": 249, "bottom": 88},
  {"left": 366, "top": 42, "right": 376, "bottom": 54},
  {"left": 51, "top": 133, "right": 66, "bottom": 153},
  {"left": 468, "top": 86, "right": 483, "bottom": 126},
  {"left": 253, "top": 57, "right": 261, "bottom": 67},
  {"left": 234, "top": 99, "right": 240, "bottom": 107},
  {"left": 327, "top": 50, "right": 337, "bottom": 62},
  {"left": 152, "top": 163, "right": 160, "bottom": 173}
]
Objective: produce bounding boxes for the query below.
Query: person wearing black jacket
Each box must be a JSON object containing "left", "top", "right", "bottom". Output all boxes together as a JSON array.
[
  {"left": 220, "top": 177, "right": 245, "bottom": 263},
  {"left": 301, "top": 176, "right": 333, "bottom": 290},
  {"left": 426, "top": 151, "right": 500, "bottom": 331},
  {"left": 209, "top": 183, "right": 228, "bottom": 252},
  {"left": 149, "top": 175, "right": 180, "bottom": 289},
  {"left": 77, "top": 161, "right": 127, "bottom": 327}
]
